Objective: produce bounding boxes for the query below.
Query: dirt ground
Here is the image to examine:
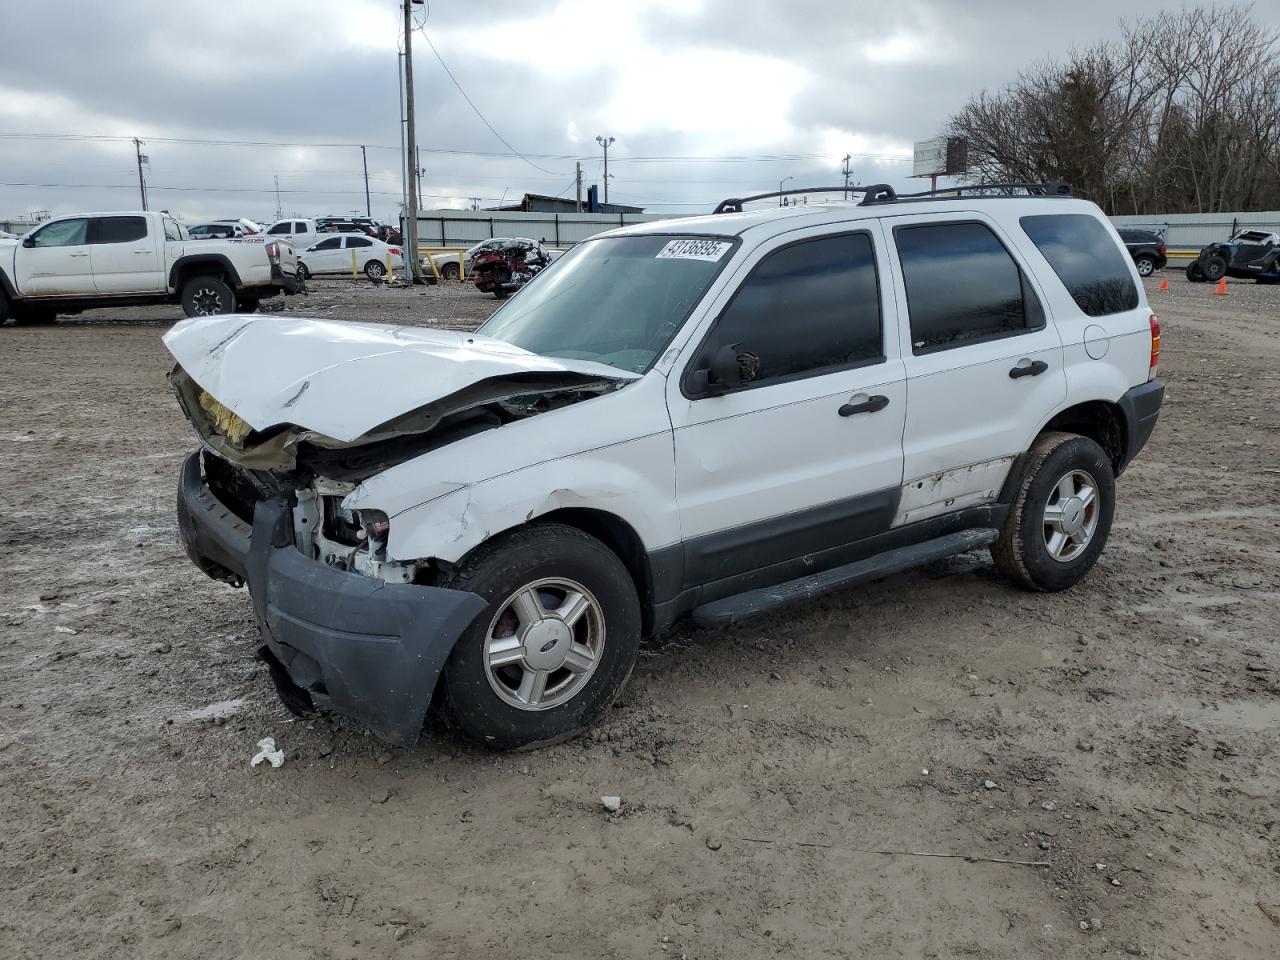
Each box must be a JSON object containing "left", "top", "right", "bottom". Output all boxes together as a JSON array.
[{"left": 1, "top": 275, "right": 1277, "bottom": 960}]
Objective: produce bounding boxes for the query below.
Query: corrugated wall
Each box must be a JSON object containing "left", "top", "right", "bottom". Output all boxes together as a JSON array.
[{"left": 410, "top": 210, "right": 675, "bottom": 249}]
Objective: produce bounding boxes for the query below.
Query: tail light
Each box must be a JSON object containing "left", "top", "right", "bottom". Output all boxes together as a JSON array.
[
  {"left": 389, "top": 247, "right": 401, "bottom": 256},
  {"left": 1148, "top": 313, "right": 1161, "bottom": 381},
  {"left": 1157, "top": 244, "right": 1167, "bottom": 256},
  {"left": 265, "top": 241, "right": 281, "bottom": 263}
]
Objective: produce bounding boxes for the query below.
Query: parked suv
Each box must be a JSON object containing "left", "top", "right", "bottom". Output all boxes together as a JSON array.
[
  {"left": 1116, "top": 228, "right": 1167, "bottom": 276},
  {"left": 166, "top": 183, "right": 1164, "bottom": 749}
]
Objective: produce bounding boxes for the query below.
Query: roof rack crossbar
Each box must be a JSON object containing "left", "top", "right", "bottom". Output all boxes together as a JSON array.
[{"left": 711, "top": 180, "right": 1072, "bottom": 214}]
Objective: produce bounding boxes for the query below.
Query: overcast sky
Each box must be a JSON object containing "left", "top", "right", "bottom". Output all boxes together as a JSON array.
[{"left": 2, "top": 0, "right": 1277, "bottom": 225}]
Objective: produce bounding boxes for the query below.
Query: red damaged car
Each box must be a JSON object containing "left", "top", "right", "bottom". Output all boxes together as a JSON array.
[{"left": 471, "top": 238, "right": 552, "bottom": 298}]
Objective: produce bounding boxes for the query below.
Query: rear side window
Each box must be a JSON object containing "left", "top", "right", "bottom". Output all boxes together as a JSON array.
[
  {"left": 294, "top": 222, "right": 308, "bottom": 233},
  {"left": 1020, "top": 214, "right": 1139, "bottom": 317},
  {"left": 93, "top": 216, "right": 148, "bottom": 244},
  {"left": 895, "top": 221, "right": 1040, "bottom": 354},
  {"left": 312, "top": 237, "right": 342, "bottom": 250},
  {"left": 700, "top": 232, "right": 882, "bottom": 387},
  {"left": 268, "top": 223, "right": 289, "bottom": 235},
  {"left": 347, "top": 237, "right": 373, "bottom": 248}
]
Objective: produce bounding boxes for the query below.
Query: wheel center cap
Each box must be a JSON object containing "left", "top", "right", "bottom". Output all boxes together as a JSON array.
[
  {"left": 523, "top": 620, "right": 572, "bottom": 670},
  {"left": 1062, "top": 498, "right": 1086, "bottom": 534}
]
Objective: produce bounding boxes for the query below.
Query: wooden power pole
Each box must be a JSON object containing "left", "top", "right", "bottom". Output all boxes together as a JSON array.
[{"left": 402, "top": 0, "right": 422, "bottom": 282}]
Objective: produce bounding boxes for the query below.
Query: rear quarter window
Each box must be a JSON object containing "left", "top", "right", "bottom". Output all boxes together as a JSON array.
[{"left": 1020, "top": 214, "right": 1139, "bottom": 317}]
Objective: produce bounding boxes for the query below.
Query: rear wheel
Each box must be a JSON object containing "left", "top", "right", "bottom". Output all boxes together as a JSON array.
[
  {"left": 1202, "top": 255, "right": 1228, "bottom": 282},
  {"left": 364, "top": 259, "right": 387, "bottom": 281},
  {"left": 180, "top": 275, "right": 235, "bottom": 317},
  {"left": 296, "top": 262, "right": 311, "bottom": 281},
  {"left": 1185, "top": 261, "right": 1205, "bottom": 282},
  {"left": 1134, "top": 255, "right": 1157, "bottom": 277},
  {"left": 437, "top": 523, "right": 641, "bottom": 750},
  {"left": 441, "top": 262, "right": 460, "bottom": 281},
  {"left": 992, "top": 432, "right": 1115, "bottom": 592}
]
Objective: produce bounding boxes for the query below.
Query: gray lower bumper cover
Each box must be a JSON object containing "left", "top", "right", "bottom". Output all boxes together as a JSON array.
[
  {"left": 1117, "top": 379, "right": 1165, "bottom": 473},
  {"left": 175, "top": 452, "right": 486, "bottom": 744}
]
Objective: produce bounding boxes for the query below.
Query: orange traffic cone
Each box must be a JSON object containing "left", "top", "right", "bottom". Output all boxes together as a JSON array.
[
  {"left": 1158, "top": 278, "right": 1169, "bottom": 290},
  {"left": 1215, "top": 277, "right": 1228, "bottom": 296}
]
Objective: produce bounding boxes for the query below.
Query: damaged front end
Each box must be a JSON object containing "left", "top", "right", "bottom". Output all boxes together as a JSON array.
[{"left": 165, "top": 315, "right": 637, "bottom": 742}]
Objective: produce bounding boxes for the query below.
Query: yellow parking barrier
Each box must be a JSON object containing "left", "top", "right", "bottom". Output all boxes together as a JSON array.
[
  {"left": 417, "top": 246, "right": 471, "bottom": 281},
  {"left": 351, "top": 249, "right": 358, "bottom": 279},
  {"left": 386, "top": 251, "right": 395, "bottom": 282}
]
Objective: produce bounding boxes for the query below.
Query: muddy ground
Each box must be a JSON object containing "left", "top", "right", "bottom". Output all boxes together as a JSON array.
[{"left": 1, "top": 275, "right": 1277, "bottom": 960}]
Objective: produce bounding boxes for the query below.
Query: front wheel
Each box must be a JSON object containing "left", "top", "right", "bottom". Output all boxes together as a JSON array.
[
  {"left": 181, "top": 275, "right": 235, "bottom": 317},
  {"left": 991, "top": 432, "right": 1115, "bottom": 592},
  {"left": 1134, "top": 255, "right": 1156, "bottom": 277},
  {"left": 1202, "top": 255, "right": 1228, "bottom": 282},
  {"left": 296, "top": 263, "right": 310, "bottom": 281},
  {"left": 364, "top": 259, "right": 387, "bottom": 281},
  {"left": 437, "top": 523, "right": 641, "bottom": 750}
]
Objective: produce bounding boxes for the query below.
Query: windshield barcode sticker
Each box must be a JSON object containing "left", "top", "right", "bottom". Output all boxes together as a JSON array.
[{"left": 656, "top": 238, "right": 732, "bottom": 261}]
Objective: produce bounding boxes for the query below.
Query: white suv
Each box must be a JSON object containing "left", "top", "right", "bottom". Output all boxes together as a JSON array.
[{"left": 166, "top": 182, "right": 1165, "bottom": 749}]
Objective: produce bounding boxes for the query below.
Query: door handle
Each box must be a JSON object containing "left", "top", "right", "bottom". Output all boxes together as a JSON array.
[
  {"left": 838, "top": 394, "right": 890, "bottom": 417},
  {"left": 1009, "top": 360, "right": 1048, "bottom": 379},
  {"left": 70, "top": 252, "right": 89, "bottom": 258}
]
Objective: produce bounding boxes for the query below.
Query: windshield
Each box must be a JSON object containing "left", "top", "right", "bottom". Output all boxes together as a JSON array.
[{"left": 477, "top": 234, "right": 735, "bottom": 374}]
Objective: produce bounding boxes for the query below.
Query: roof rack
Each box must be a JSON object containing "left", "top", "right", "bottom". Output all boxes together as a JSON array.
[{"left": 711, "top": 180, "right": 1072, "bottom": 214}]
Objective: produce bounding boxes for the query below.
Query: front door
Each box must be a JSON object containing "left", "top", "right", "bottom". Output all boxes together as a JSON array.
[
  {"left": 90, "top": 215, "right": 163, "bottom": 293},
  {"left": 884, "top": 213, "right": 1067, "bottom": 525},
  {"left": 666, "top": 227, "right": 907, "bottom": 595},
  {"left": 304, "top": 236, "right": 344, "bottom": 274},
  {"left": 13, "top": 217, "right": 94, "bottom": 296}
]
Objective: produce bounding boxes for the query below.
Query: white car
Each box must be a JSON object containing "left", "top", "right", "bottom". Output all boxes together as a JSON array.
[
  {"left": 297, "top": 233, "right": 404, "bottom": 281},
  {"left": 167, "top": 182, "right": 1164, "bottom": 749},
  {"left": 187, "top": 219, "right": 265, "bottom": 240},
  {"left": 264, "top": 218, "right": 319, "bottom": 249}
]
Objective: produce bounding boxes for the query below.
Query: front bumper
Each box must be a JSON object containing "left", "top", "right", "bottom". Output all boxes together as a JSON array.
[
  {"left": 1117, "top": 379, "right": 1165, "bottom": 473},
  {"left": 175, "top": 453, "right": 485, "bottom": 744}
]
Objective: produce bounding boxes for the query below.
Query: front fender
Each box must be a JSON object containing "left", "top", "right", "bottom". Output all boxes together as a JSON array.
[{"left": 379, "top": 429, "right": 679, "bottom": 564}]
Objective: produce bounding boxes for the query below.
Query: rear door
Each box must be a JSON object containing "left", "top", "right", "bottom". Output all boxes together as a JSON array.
[
  {"left": 13, "top": 217, "right": 94, "bottom": 296},
  {"left": 345, "top": 235, "right": 375, "bottom": 272},
  {"left": 667, "top": 228, "right": 907, "bottom": 592},
  {"left": 885, "top": 213, "right": 1066, "bottom": 525},
  {"left": 90, "top": 215, "right": 162, "bottom": 293}
]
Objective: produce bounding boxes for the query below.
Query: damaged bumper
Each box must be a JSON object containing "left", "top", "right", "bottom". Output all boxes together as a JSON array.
[{"left": 175, "top": 452, "right": 486, "bottom": 744}]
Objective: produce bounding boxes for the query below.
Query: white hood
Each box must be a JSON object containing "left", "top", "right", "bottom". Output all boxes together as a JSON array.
[{"left": 163, "top": 314, "right": 636, "bottom": 443}]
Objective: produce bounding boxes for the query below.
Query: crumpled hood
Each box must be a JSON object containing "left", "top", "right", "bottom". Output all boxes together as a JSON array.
[{"left": 162, "top": 314, "right": 636, "bottom": 443}]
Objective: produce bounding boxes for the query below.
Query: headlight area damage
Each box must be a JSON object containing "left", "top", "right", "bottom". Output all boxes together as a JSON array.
[{"left": 164, "top": 314, "right": 636, "bottom": 743}]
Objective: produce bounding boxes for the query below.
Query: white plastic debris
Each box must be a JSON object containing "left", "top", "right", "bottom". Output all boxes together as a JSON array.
[
  {"left": 600, "top": 795, "right": 621, "bottom": 812},
  {"left": 54, "top": 625, "right": 77, "bottom": 635},
  {"left": 250, "top": 737, "right": 285, "bottom": 768}
]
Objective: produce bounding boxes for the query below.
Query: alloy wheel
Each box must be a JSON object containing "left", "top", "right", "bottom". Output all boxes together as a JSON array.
[{"left": 1042, "top": 469, "right": 1100, "bottom": 562}]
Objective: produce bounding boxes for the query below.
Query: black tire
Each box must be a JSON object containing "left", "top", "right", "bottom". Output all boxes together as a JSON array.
[
  {"left": 296, "top": 263, "right": 310, "bottom": 281},
  {"left": 180, "top": 275, "right": 235, "bottom": 317},
  {"left": 364, "top": 259, "right": 386, "bottom": 281},
  {"left": 991, "top": 431, "right": 1116, "bottom": 592},
  {"left": 1134, "top": 255, "right": 1157, "bottom": 277},
  {"left": 493, "top": 287, "right": 510, "bottom": 299},
  {"left": 1202, "top": 255, "right": 1228, "bottom": 282},
  {"left": 236, "top": 297, "right": 260, "bottom": 313},
  {"left": 436, "top": 523, "right": 641, "bottom": 750},
  {"left": 1185, "top": 261, "right": 1205, "bottom": 282},
  {"left": 0, "top": 293, "right": 10, "bottom": 326},
  {"left": 441, "top": 262, "right": 460, "bottom": 281}
]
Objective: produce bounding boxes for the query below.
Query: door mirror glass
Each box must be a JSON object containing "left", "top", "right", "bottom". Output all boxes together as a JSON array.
[{"left": 22, "top": 236, "right": 35, "bottom": 248}]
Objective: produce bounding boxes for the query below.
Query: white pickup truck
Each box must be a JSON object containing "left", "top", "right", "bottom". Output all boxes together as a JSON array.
[{"left": 0, "top": 211, "right": 303, "bottom": 326}]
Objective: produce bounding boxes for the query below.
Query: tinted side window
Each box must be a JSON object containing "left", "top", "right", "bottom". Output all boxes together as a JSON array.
[
  {"left": 1021, "top": 214, "right": 1139, "bottom": 317},
  {"left": 701, "top": 233, "right": 882, "bottom": 387},
  {"left": 268, "top": 223, "right": 289, "bottom": 235},
  {"left": 895, "top": 222, "right": 1034, "bottom": 354},
  {"left": 93, "top": 216, "right": 148, "bottom": 244},
  {"left": 313, "top": 237, "right": 342, "bottom": 250},
  {"left": 294, "top": 222, "right": 308, "bottom": 233},
  {"left": 347, "top": 237, "right": 373, "bottom": 248}
]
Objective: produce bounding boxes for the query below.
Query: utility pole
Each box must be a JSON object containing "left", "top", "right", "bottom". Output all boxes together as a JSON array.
[
  {"left": 575, "top": 161, "right": 583, "bottom": 213},
  {"left": 274, "top": 175, "right": 282, "bottom": 221},
  {"left": 842, "top": 153, "right": 852, "bottom": 200},
  {"left": 133, "top": 138, "right": 148, "bottom": 210},
  {"left": 360, "top": 145, "right": 371, "bottom": 217},
  {"left": 402, "top": 0, "right": 425, "bottom": 283},
  {"left": 416, "top": 145, "right": 424, "bottom": 210},
  {"left": 595, "top": 135, "right": 614, "bottom": 206}
]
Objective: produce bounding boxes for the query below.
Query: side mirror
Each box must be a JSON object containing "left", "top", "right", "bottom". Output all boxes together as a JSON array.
[
  {"left": 21, "top": 236, "right": 35, "bottom": 248},
  {"left": 690, "top": 343, "right": 741, "bottom": 397}
]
